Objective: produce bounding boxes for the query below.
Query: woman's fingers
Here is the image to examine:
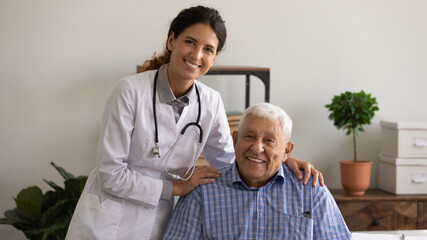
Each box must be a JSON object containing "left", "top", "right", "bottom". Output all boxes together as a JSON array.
[
  {"left": 285, "top": 156, "right": 325, "bottom": 187},
  {"left": 301, "top": 162, "right": 312, "bottom": 185},
  {"left": 191, "top": 166, "right": 221, "bottom": 178},
  {"left": 308, "top": 165, "right": 324, "bottom": 187},
  {"left": 172, "top": 166, "right": 221, "bottom": 196}
]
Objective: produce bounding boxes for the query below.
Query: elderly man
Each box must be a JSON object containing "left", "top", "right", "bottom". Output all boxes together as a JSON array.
[{"left": 163, "top": 103, "right": 351, "bottom": 239}]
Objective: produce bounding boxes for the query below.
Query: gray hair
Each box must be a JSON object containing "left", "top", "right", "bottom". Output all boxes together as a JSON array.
[{"left": 239, "top": 102, "right": 293, "bottom": 141}]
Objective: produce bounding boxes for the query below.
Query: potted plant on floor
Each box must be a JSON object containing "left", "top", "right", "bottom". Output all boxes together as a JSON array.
[
  {"left": 325, "top": 90, "right": 379, "bottom": 195},
  {"left": 0, "top": 162, "right": 87, "bottom": 239}
]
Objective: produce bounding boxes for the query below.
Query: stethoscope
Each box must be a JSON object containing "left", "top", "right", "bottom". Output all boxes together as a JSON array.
[{"left": 152, "top": 70, "right": 203, "bottom": 181}]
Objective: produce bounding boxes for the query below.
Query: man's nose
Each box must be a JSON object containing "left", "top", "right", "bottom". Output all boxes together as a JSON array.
[{"left": 250, "top": 140, "right": 264, "bottom": 154}]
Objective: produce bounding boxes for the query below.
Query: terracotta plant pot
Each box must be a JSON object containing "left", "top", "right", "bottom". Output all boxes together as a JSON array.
[{"left": 340, "top": 160, "right": 373, "bottom": 196}]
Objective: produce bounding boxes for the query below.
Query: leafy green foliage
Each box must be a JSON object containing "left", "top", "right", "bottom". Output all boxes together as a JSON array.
[
  {"left": 325, "top": 91, "right": 379, "bottom": 162},
  {"left": 0, "top": 162, "right": 87, "bottom": 240}
]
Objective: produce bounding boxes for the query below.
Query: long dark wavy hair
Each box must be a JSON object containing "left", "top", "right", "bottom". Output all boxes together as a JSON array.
[{"left": 139, "top": 5, "right": 227, "bottom": 72}]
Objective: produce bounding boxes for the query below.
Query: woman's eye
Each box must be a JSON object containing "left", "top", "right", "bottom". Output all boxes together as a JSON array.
[
  {"left": 205, "top": 48, "right": 214, "bottom": 54},
  {"left": 185, "top": 40, "right": 195, "bottom": 45}
]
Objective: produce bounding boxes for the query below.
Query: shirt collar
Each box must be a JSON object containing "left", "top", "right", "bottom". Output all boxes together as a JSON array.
[
  {"left": 230, "top": 161, "right": 285, "bottom": 189},
  {"left": 157, "top": 63, "right": 197, "bottom": 104}
]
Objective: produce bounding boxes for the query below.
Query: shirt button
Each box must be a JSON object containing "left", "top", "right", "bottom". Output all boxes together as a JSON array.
[{"left": 259, "top": 212, "right": 263, "bottom": 217}]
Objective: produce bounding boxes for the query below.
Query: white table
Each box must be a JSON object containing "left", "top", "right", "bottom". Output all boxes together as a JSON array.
[{"left": 352, "top": 230, "right": 427, "bottom": 239}]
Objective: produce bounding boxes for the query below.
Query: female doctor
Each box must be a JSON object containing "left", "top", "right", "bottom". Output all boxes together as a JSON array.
[{"left": 66, "top": 5, "right": 323, "bottom": 240}]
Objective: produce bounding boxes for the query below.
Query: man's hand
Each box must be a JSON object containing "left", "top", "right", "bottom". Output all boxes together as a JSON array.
[
  {"left": 172, "top": 166, "right": 221, "bottom": 196},
  {"left": 285, "top": 156, "right": 324, "bottom": 187}
]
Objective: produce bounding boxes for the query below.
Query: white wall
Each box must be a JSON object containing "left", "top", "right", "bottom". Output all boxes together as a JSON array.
[{"left": 1, "top": 0, "right": 427, "bottom": 238}]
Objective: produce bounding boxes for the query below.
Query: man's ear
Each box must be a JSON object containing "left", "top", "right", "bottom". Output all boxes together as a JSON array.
[
  {"left": 283, "top": 142, "right": 295, "bottom": 162},
  {"left": 232, "top": 131, "right": 238, "bottom": 146},
  {"left": 166, "top": 32, "right": 175, "bottom": 52}
]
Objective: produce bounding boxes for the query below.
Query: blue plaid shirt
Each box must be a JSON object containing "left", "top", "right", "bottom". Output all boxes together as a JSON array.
[{"left": 163, "top": 162, "right": 351, "bottom": 240}]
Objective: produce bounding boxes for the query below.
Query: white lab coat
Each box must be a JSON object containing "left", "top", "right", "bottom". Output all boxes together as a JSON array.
[{"left": 65, "top": 64, "right": 234, "bottom": 240}]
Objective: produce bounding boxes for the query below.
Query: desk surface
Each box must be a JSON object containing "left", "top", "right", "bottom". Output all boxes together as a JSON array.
[
  {"left": 207, "top": 66, "right": 270, "bottom": 72},
  {"left": 331, "top": 188, "right": 427, "bottom": 201}
]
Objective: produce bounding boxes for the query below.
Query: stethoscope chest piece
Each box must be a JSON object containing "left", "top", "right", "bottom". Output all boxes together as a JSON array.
[{"left": 152, "top": 143, "right": 161, "bottom": 158}]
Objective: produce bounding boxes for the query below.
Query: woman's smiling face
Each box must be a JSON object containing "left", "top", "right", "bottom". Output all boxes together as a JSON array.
[{"left": 167, "top": 23, "right": 219, "bottom": 85}]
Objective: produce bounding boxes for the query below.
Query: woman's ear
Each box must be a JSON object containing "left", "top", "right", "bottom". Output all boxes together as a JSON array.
[{"left": 166, "top": 32, "right": 175, "bottom": 52}]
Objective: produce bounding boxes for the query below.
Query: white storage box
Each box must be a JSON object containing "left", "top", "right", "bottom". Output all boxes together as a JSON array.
[
  {"left": 380, "top": 120, "right": 427, "bottom": 158},
  {"left": 378, "top": 154, "right": 427, "bottom": 194}
]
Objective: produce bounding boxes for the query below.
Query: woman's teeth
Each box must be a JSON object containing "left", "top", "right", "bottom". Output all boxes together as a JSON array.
[{"left": 185, "top": 61, "right": 199, "bottom": 69}]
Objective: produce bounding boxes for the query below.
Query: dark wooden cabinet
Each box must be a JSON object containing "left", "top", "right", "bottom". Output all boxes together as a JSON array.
[
  {"left": 331, "top": 189, "right": 427, "bottom": 231},
  {"left": 419, "top": 200, "right": 427, "bottom": 229}
]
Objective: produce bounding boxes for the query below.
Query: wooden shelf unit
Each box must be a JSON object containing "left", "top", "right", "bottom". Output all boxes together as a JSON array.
[
  {"left": 331, "top": 189, "right": 427, "bottom": 231},
  {"left": 205, "top": 66, "right": 270, "bottom": 108}
]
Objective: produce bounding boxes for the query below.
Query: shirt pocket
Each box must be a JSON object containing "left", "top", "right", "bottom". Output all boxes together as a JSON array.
[{"left": 272, "top": 213, "right": 313, "bottom": 240}]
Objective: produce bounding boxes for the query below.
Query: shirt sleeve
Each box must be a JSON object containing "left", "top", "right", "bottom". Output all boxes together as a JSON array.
[
  {"left": 95, "top": 77, "right": 163, "bottom": 207},
  {"left": 162, "top": 188, "right": 203, "bottom": 240},
  {"left": 312, "top": 186, "right": 352, "bottom": 240},
  {"left": 201, "top": 92, "right": 235, "bottom": 168}
]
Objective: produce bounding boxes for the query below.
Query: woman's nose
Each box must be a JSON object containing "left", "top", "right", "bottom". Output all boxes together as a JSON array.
[{"left": 191, "top": 47, "right": 203, "bottom": 60}]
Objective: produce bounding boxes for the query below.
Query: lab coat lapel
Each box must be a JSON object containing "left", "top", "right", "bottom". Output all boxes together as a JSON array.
[
  {"left": 176, "top": 105, "right": 189, "bottom": 129},
  {"left": 157, "top": 104, "right": 179, "bottom": 138}
]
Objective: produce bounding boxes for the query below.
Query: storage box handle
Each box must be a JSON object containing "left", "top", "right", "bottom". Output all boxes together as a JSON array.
[
  {"left": 411, "top": 173, "right": 426, "bottom": 183},
  {"left": 413, "top": 137, "right": 427, "bottom": 147}
]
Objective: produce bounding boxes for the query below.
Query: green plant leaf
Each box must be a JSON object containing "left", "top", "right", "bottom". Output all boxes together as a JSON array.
[
  {"left": 14, "top": 186, "right": 43, "bottom": 220},
  {"left": 43, "top": 179, "right": 64, "bottom": 194},
  {"left": 41, "top": 199, "right": 70, "bottom": 227},
  {"left": 50, "top": 162, "right": 74, "bottom": 180},
  {"left": 0, "top": 209, "right": 33, "bottom": 226},
  {"left": 26, "top": 218, "right": 69, "bottom": 234},
  {"left": 41, "top": 191, "right": 61, "bottom": 214},
  {"left": 0, "top": 208, "right": 37, "bottom": 232},
  {"left": 64, "top": 177, "right": 87, "bottom": 200},
  {"left": 325, "top": 90, "right": 379, "bottom": 162}
]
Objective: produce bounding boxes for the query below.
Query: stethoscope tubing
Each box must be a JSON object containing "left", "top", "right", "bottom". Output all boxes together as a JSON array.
[
  {"left": 152, "top": 69, "right": 203, "bottom": 180},
  {"left": 164, "top": 134, "right": 202, "bottom": 181}
]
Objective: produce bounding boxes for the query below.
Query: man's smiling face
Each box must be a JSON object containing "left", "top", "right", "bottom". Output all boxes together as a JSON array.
[{"left": 233, "top": 114, "right": 293, "bottom": 188}]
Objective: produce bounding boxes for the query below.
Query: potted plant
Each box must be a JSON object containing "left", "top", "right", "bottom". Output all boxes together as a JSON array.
[
  {"left": 325, "top": 90, "right": 379, "bottom": 195},
  {"left": 0, "top": 162, "right": 87, "bottom": 239}
]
